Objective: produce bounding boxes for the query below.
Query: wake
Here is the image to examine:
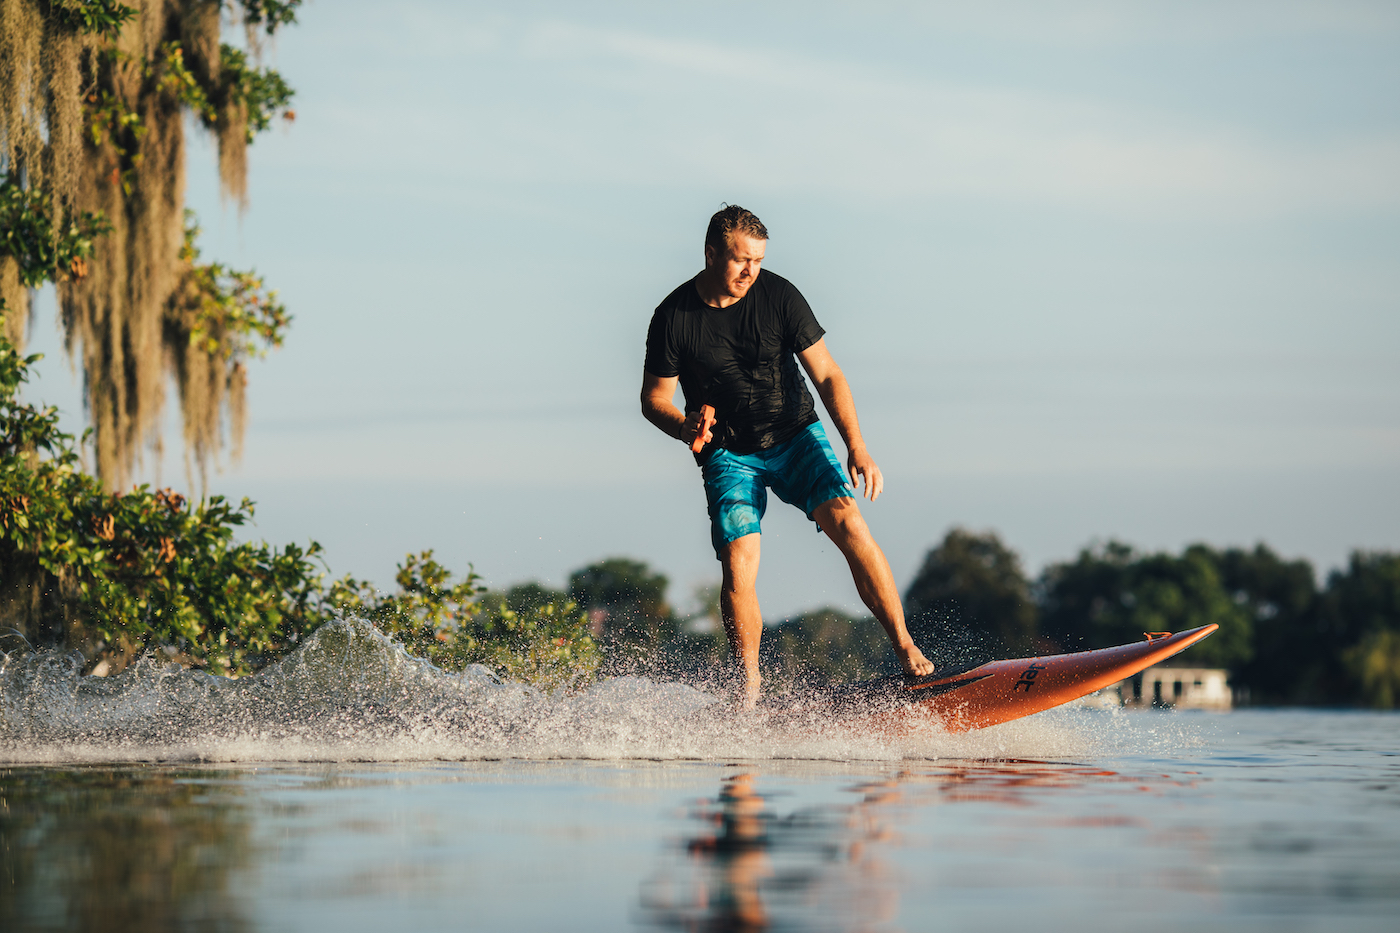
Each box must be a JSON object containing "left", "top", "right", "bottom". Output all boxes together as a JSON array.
[{"left": 0, "top": 617, "right": 1190, "bottom": 764}]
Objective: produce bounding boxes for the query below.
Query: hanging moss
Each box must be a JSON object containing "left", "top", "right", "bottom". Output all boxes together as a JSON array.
[
  {"left": 0, "top": 171, "right": 110, "bottom": 345},
  {"left": 0, "top": 0, "right": 297, "bottom": 490},
  {"left": 165, "top": 210, "right": 286, "bottom": 489}
]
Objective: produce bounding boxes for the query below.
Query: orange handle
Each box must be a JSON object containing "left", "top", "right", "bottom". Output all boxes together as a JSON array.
[{"left": 690, "top": 404, "right": 716, "bottom": 453}]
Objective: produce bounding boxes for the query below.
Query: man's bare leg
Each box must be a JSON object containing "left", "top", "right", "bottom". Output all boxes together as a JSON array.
[
  {"left": 813, "top": 498, "right": 935, "bottom": 678},
  {"left": 720, "top": 533, "right": 764, "bottom": 708}
]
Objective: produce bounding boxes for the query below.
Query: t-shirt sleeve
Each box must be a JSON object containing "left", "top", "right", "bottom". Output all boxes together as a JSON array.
[
  {"left": 783, "top": 280, "right": 825, "bottom": 352},
  {"left": 643, "top": 308, "right": 680, "bottom": 378}
]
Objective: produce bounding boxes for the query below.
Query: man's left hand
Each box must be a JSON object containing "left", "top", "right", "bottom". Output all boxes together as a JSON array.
[{"left": 847, "top": 447, "right": 884, "bottom": 501}]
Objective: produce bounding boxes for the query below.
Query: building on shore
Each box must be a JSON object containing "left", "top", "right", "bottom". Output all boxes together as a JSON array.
[{"left": 1089, "top": 666, "right": 1233, "bottom": 709}]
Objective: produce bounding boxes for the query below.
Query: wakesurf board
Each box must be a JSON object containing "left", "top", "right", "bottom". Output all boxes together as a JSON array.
[{"left": 767, "top": 624, "right": 1219, "bottom": 733}]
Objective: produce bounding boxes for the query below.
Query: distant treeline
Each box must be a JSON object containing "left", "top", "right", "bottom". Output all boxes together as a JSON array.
[
  {"left": 541, "top": 533, "right": 1400, "bottom": 710},
  {"left": 901, "top": 530, "right": 1399, "bottom": 709}
]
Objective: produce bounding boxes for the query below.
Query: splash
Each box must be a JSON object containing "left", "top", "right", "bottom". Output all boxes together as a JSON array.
[{"left": 0, "top": 618, "right": 1188, "bottom": 764}]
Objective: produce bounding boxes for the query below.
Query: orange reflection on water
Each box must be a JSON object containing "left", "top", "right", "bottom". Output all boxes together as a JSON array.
[
  {"left": 888, "top": 759, "right": 1192, "bottom": 807},
  {"left": 683, "top": 773, "right": 772, "bottom": 932},
  {"left": 642, "top": 760, "right": 1195, "bottom": 931},
  {"left": 643, "top": 771, "right": 905, "bottom": 932}
]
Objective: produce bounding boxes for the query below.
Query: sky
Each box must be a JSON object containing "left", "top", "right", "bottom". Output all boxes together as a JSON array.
[{"left": 23, "top": 0, "right": 1400, "bottom": 619}]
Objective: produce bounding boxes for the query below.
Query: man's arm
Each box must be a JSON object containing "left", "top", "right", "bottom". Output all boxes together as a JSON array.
[
  {"left": 641, "top": 370, "right": 708, "bottom": 446},
  {"left": 797, "top": 338, "right": 884, "bottom": 501}
]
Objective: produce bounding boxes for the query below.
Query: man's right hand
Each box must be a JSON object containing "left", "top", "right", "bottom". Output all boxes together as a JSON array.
[
  {"left": 686, "top": 405, "right": 717, "bottom": 452},
  {"left": 642, "top": 372, "right": 716, "bottom": 452}
]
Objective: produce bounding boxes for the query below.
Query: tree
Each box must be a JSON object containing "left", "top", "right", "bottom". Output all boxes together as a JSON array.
[
  {"left": 568, "top": 557, "right": 677, "bottom": 673},
  {"left": 1, "top": 1, "right": 296, "bottom": 489},
  {"left": 763, "top": 606, "right": 895, "bottom": 686},
  {"left": 904, "top": 527, "right": 1039, "bottom": 665},
  {"left": 332, "top": 558, "right": 602, "bottom": 692},
  {"left": 2, "top": 340, "right": 602, "bottom": 685},
  {"left": 0, "top": 332, "right": 327, "bottom": 675},
  {"left": 1038, "top": 542, "right": 1253, "bottom": 670},
  {"left": 1213, "top": 544, "right": 1323, "bottom": 704},
  {"left": 1323, "top": 551, "right": 1400, "bottom": 708}
]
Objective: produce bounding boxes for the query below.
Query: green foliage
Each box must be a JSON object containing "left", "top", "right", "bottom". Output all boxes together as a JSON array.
[
  {"left": 71, "top": 494, "right": 328, "bottom": 674},
  {"left": 326, "top": 551, "right": 485, "bottom": 664},
  {"left": 0, "top": 345, "right": 66, "bottom": 461},
  {"left": 235, "top": 0, "right": 302, "bottom": 35},
  {"left": 1215, "top": 544, "right": 1326, "bottom": 704},
  {"left": 465, "top": 590, "right": 603, "bottom": 692},
  {"left": 1322, "top": 552, "right": 1400, "bottom": 642},
  {"left": 1038, "top": 542, "right": 1253, "bottom": 669},
  {"left": 0, "top": 336, "right": 324, "bottom": 674},
  {"left": 156, "top": 41, "right": 296, "bottom": 144},
  {"left": 1036, "top": 541, "right": 1399, "bottom": 706},
  {"left": 158, "top": 43, "right": 217, "bottom": 124},
  {"left": 331, "top": 562, "right": 601, "bottom": 692},
  {"left": 84, "top": 39, "right": 294, "bottom": 186},
  {"left": 569, "top": 557, "right": 672, "bottom": 625},
  {"left": 0, "top": 339, "right": 600, "bottom": 688},
  {"left": 178, "top": 212, "right": 289, "bottom": 359},
  {"left": 215, "top": 44, "right": 294, "bottom": 142},
  {"left": 1343, "top": 629, "right": 1400, "bottom": 709},
  {"left": 49, "top": 1, "right": 302, "bottom": 45},
  {"left": 1321, "top": 552, "right": 1400, "bottom": 708},
  {"left": 905, "top": 527, "right": 1040, "bottom": 664},
  {"left": 83, "top": 57, "right": 148, "bottom": 196},
  {"left": 48, "top": 0, "right": 138, "bottom": 39},
  {"left": 0, "top": 174, "right": 111, "bottom": 287},
  {"left": 569, "top": 557, "right": 676, "bottom": 672},
  {"left": 764, "top": 607, "right": 895, "bottom": 686}
]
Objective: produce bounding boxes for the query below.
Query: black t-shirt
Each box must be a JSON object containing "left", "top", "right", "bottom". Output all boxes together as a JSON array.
[{"left": 644, "top": 269, "right": 826, "bottom": 455}]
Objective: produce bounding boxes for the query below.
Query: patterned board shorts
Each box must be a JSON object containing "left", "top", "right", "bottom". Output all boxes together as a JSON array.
[{"left": 700, "top": 421, "right": 853, "bottom": 558}]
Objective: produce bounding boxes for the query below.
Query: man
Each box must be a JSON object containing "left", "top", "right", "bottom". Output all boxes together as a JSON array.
[{"left": 641, "top": 205, "right": 934, "bottom": 707}]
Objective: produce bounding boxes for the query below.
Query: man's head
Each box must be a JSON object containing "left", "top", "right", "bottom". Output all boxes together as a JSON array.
[{"left": 704, "top": 205, "right": 768, "bottom": 301}]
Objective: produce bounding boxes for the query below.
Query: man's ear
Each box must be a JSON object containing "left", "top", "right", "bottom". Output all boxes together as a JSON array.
[{"left": 703, "top": 243, "right": 717, "bottom": 268}]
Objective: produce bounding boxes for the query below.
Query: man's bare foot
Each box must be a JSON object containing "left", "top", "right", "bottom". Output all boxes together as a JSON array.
[
  {"left": 740, "top": 666, "right": 761, "bottom": 710},
  {"left": 897, "top": 644, "right": 935, "bottom": 679}
]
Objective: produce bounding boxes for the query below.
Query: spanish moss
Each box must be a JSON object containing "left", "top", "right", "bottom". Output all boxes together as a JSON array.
[{"left": 0, "top": 0, "right": 293, "bottom": 490}]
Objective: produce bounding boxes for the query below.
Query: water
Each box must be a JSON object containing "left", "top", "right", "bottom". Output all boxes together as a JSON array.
[{"left": 2, "top": 620, "right": 1397, "bottom": 931}]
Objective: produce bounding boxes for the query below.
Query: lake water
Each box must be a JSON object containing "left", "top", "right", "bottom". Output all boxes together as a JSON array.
[{"left": 2, "top": 620, "right": 1397, "bottom": 931}]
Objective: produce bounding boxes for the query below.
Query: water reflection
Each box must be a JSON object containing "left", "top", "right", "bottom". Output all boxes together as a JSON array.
[
  {"left": 683, "top": 774, "right": 771, "bottom": 931},
  {"left": 641, "top": 771, "right": 909, "bottom": 931},
  {"left": 901, "top": 759, "right": 1188, "bottom": 805},
  {"left": 0, "top": 767, "right": 253, "bottom": 933},
  {"left": 640, "top": 760, "right": 1166, "bottom": 932},
  {"left": 1, "top": 734, "right": 1394, "bottom": 932}
]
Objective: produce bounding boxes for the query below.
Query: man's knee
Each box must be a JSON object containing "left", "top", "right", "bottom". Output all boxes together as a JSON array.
[
  {"left": 721, "top": 533, "right": 761, "bottom": 588},
  {"left": 816, "top": 497, "right": 870, "bottom": 544}
]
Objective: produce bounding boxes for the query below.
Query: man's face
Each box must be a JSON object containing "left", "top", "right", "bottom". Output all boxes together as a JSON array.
[{"left": 705, "top": 233, "right": 766, "bottom": 300}]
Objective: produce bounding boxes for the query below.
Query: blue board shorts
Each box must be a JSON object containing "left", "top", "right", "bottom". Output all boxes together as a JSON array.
[{"left": 701, "top": 421, "right": 853, "bottom": 558}]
